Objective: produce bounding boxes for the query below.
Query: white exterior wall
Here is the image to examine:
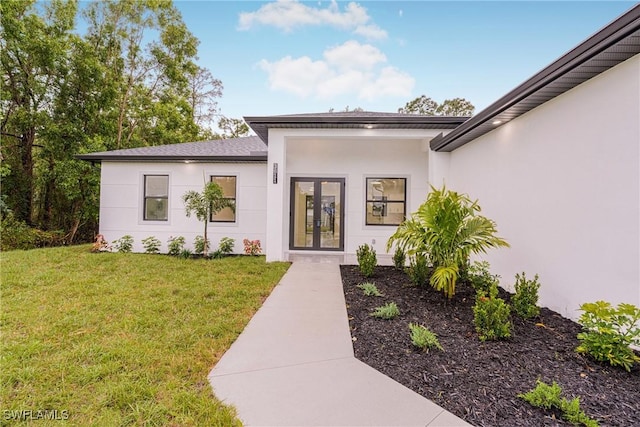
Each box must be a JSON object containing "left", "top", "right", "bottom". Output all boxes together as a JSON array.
[
  {"left": 99, "top": 161, "right": 267, "bottom": 254},
  {"left": 266, "top": 128, "right": 446, "bottom": 262},
  {"left": 443, "top": 54, "right": 640, "bottom": 319}
]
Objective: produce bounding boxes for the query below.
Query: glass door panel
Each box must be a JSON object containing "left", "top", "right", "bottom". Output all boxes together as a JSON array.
[
  {"left": 292, "top": 180, "right": 314, "bottom": 248},
  {"left": 290, "top": 178, "right": 344, "bottom": 251},
  {"left": 320, "top": 181, "right": 341, "bottom": 249}
]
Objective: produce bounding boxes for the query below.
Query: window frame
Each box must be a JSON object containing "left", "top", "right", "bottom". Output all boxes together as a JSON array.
[
  {"left": 209, "top": 175, "right": 237, "bottom": 223},
  {"left": 365, "top": 177, "right": 407, "bottom": 226},
  {"left": 143, "top": 174, "right": 169, "bottom": 222}
]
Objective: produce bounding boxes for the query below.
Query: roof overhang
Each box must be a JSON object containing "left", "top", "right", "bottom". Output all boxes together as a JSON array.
[
  {"left": 75, "top": 154, "right": 267, "bottom": 163},
  {"left": 430, "top": 4, "right": 640, "bottom": 152},
  {"left": 244, "top": 114, "right": 468, "bottom": 144}
]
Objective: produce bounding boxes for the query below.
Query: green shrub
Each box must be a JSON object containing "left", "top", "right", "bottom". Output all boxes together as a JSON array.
[
  {"left": 112, "top": 235, "right": 134, "bottom": 253},
  {"left": 210, "top": 250, "right": 225, "bottom": 259},
  {"left": 0, "top": 212, "right": 65, "bottom": 251},
  {"left": 167, "top": 236, "right": 186, "bottom": 256},
  {"left": 387, "top": 186, "right": 509, "bottom": 299},
  {"left": 179, "top": 249, "right": 192, "bottom": 259},
  {"left": 473, "top": 283, "right": 511, "bottom": 341},
  {"left": 576, "top": 301, "right": 640, "bottom": 371},
  {"left": 407, "top": 254, "right": 430, "bottom": 287},
  {"left": 357, "top": 282, "right": 383, "bottom": 297},
  {"left": 467, "top": 261, "right": 499, "bottom": 294},
  {"left": 519, "top": 380, "right": 599, "bottom": 427},
  {"left": 392, "top": 246, "right": 406, "bottom": 270},
  {"left": 409, "top": 323, "right": 443, "bottom": 352},
  {"left": 519, "top": 379, "right": 562, "bottom": 409},
  {"left": 512, "top": 272, "right": 541, "bottom": 319},
  {"left": 356, "top": 244, "right": 377, "bottom": 278},
  {"left": 194, "top": 236, "right": 210, "bottom": 255},
  {"left": 142, "top": 236, "right": 161, "bottom": 254},
  {"left": 371, "top": 302, "right": 399, "bottom": 320},
  {"left": 218, "top": 237, "right": 235, "bottom": 255}
]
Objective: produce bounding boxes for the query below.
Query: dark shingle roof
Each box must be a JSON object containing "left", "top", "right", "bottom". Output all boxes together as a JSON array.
[
  {"left": 244, "top": 111, "right": 469, "bottom": 143},
  {"left": 77, "top": 136, "right": 267, "bottom": 162},
  {"left": 430, "top": 4, "right": 640, "bottom": 152}
]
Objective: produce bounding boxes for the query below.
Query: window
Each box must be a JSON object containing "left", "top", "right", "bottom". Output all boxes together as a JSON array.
[
  {"left": 144, "top": 175, "right": 169, "bottom": 221},
  {"left": 365, "top": 178, "right": 406, "bottom": 226},
  {"left": 210, "top": 176, "right": 236, "bottom": 222}
]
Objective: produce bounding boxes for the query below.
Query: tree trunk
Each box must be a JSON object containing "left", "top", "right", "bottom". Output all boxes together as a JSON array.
[{"left": 18, "top": 129, "right": 35, "bottom": 225}]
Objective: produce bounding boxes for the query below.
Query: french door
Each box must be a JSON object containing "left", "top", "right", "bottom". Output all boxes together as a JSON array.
[{"left": 290, "top": 178, "right": 345, "bottom": 251}]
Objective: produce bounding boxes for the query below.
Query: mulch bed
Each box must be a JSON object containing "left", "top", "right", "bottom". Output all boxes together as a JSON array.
[{"left": 341, "top": 265, "right": 640, "bottom": 427}]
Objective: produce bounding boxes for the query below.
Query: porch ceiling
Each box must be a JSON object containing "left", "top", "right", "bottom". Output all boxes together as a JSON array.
[{"left": 244, "top": 113, "right": 468, "bottom": 144}]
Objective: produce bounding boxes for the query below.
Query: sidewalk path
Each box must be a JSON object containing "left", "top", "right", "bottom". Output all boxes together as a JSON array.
[{"left": 209, "top": 262, "right": 472, "bottom": 426}]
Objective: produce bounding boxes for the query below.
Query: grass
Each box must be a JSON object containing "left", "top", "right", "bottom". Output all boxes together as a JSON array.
[{"left": 1, "top": 245, "right": 289, "bottom": 426}]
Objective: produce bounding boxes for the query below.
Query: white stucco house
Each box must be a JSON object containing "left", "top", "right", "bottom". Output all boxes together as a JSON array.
[{"left": 79, "top": 5, "right": 640, "bottom": 319}]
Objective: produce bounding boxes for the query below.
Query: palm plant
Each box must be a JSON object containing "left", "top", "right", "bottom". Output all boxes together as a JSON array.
[
  {"left": 183, "top": 181, "right": 235, "bottom": 256},
  {"left": 387, "top": 186, "right": 509, "bottom": 298}
]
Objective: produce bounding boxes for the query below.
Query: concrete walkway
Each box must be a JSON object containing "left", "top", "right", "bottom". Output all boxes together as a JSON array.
[{"left": 209, "top": 262, "right": 472, "bottom": 426}]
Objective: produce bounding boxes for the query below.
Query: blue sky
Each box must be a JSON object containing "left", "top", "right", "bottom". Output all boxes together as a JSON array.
[{"left": 174, "top": 1, "right": 635, "bottom": 120}]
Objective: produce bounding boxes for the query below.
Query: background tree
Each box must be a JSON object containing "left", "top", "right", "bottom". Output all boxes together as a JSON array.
[
  {"left": 0, "top": 0, "right": 225, "bottom": 247},
  {"left": 189, "top": 66, "right": 223, "bottom": 133},
  {"left": 436, "top": 98, "right": 475, "bottom": 116},
  {"left": 398, "top": 95, "right": 474, "bottom": 116},
  {"left": 216, "top": 116, "right": 249, "bottom": 139},
  {"left": 1, "top": 0, "right": 76, "bottom": 225},
  {"left": 182, "top": 181, "right": 235, "bottom": 256}
]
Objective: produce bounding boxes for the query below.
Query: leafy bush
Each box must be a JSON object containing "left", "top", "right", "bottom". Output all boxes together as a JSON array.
[
  {"left": 243, "top": 239, "right": 262, "bottom": 256},
  {"left": 356, "top": 244, "right": 377, "bottom": 278},
  {"left": 357, "top": 282, "right": 383, "bottom": 297},
  {"left": 467, "top": 261, "right": 499, "bottom": 294},
  {"left": 387, "top": 186, "right": 509, "bottom": 299},
  {"left": 371, "top": 302, "right": 399, "bottom": 320},
  {"left": 210, "top": 250, "right": 224, "bottom": 259},
  {"left": 218, "top": 237, "right": 235, "bottom": 255},
  {"left": 112, "top": 235, "right": 134, "bottom": 253},
  {"left": 473, "top": 283, "right": 511, "bottom": 341},
  {"left": 194, "top": 236, "right": 210, "bottom": 255},
  {"left": 407, "top": 254, "right": 430, "bottom": 286},
  {"left": 576, "top": 301, "right": 640, "bottom": 371},
  {"left": 409, "top": 323, "right": 443, "bottom": 352},
  {"left": 141, "top": 236, "right": 161, "bottom": 254},
  {"left": 392, "top": 246, "right": 405, "bottom": 270},
  {"left": 512, "top": 272, "right": 541, "bottom": 319},
  {"left": 0, "top": 212, "right": 65, "bottom": 251},
  {"left": 519, "top": 380, "right": 599, "bottom": 427},
  {"left": 179, "top": 249, "right": 192, "bottom": 259},
  {"left": 167, "top": 236, "right": 186, "bottom": 256}
]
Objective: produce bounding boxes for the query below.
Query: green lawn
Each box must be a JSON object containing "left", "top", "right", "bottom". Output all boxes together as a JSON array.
[{"left": 1, "top": 246, "right": 289, "bottom": 426}]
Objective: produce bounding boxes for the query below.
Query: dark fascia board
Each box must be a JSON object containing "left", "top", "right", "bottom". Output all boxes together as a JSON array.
[
  {"left": 244, "top": 114, "right": 469, "bottom": 144},
  {"left": 430, "top": 4, "right": 640, "bottom": 152},
  {"left": 75, "top": 154, "right": 267, "bottom": 163}
]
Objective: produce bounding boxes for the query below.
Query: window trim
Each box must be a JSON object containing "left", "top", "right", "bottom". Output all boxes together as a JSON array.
[
  {"left": 365, "top": 177, "right": 407, "bottom": 226},
  {"left": 209, "top": 175, "right": 237, "bottom": 223},
  {"left": 143, "top": 174, "right": 169, "bottom": 222}
]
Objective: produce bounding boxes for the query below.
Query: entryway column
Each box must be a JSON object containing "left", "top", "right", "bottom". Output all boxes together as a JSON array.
[{"left": 265, "top": 131, "right": 287, "bottom": 262}]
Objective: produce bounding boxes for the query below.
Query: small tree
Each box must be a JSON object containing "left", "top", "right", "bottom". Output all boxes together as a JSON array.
[{"left": 183, "top": 182, "right": 235, "bottom": 256}]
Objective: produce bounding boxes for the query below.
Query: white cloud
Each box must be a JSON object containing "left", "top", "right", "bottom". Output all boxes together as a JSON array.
[
  {"left": 238, "top": 0, "right": 387, "bottom": 40},
  {"left": 323, "top": 40, "right": 386, "bottom": 71},
  {"left": 258, "top": 56, "right": 331, "bottom": 97},
  {"left": 360, "top": 66, "right": 415, "bottom": 101},
  {"left": 258, "top": 41, "right": 414, "bottom": 101}
]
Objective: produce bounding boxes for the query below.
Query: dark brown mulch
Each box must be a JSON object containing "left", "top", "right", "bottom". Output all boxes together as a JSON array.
[{"left": 341, "top": 265, "right": 640, "bottom": 427}]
